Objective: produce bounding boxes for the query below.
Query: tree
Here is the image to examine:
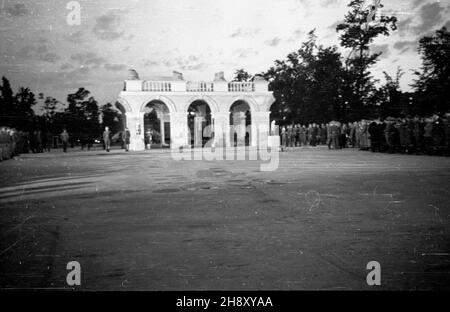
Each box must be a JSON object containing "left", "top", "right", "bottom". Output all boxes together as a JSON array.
[
  {"left": 377, "top": 67, "right": 404, "bottom": 117},
  {"left": 264, "top": 30, "right": 346, "bottom": 124},
  {"left": 0, "top": 77, "right": 15, "bottom": 127},
  {"left": 65, "top": 88, "right": 100, "bottom": 143},
  {"left": 336, "top": 0, "right": 397, "bottom": 119},
  {"left": 14, "top": 87, "right": 37, "bottom": 130},
  {"left": 67, "top": 88, "right": 91, "bottom": 114},
  {"left": 101, "top": 103, "right": 122, "bottom": 134},
  {"left": 42, "top": 97, "right": 59, "bottom": 118},
  {"left": 413, "top": 27, "right": 450, "bottom": 115},
  {"left": 233, "top": 69, "right": 252, "bottom": 82},
  {"left": 0, "top": 79, "right": 37, "bottom": 130}
]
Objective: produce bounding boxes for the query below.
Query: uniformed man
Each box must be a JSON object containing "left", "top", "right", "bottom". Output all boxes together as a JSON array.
[
  {"left": 60, "top": 129, "right": 69, "bottom": 153},
  {"left": 103, "top": 126, "right": 111, "bottom": 152}
]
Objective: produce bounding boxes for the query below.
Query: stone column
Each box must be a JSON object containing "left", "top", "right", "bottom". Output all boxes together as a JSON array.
[
  {"left": 125, "top": 112, "right": 145, "bottom": 151},
  {"left": 233, "top": 111, "right": 246, "bottom": 146},
  {"left": 170, "top": 112, "right": 188, "bottom": 149},
  {"left": 157, "top": 112, "right": 165, "bottom": 146},
  {"left": 252, "top": 111, "right": 270, "bottom": 148},
  {"left": 194, "top": 116, "right": 203, "bottom": 147},
  {"left": 212, "top": 112, "right": 230, "bottom": 147}
]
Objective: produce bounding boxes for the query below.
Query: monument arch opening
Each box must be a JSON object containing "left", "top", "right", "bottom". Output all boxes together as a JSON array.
[
  {"left": 143, "top": 100, "right": 170, "bottom": 148},
  {"left": 187, "top": 100, "right": 212, "bottom": 147},
  {"left": 230, "top": 100, "right": 251, "bottom": 146}
]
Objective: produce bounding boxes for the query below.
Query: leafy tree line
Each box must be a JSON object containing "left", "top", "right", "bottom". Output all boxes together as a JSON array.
[
  {"left": 0, "top": 80, "right": 124, "bottom": 144},
  {"left": 233, "top": 0, "right": 449, "bottom": 125}
]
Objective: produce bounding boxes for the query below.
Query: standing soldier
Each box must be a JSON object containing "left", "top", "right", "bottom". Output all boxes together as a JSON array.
[
  {"left": 281, "top": 126, "right": 287, "bottom": 151},
  {"left": 122, "top": 127, "right": 131, "bottom": 152},
  {"left": 320, "top": 124, "right": 327, "bottom": 145},
  {"left": 311, "top": 123, "right": 319, "bottom": 146},
  {"left": 330, "top": 122, "right": 340, "bottom": 149},
  {"left": 295, "top": 125, "right": 300, "bottom": 147},
  {"left": 340, "top": 123, "right": 348, "bottom": 148},
  {"left": 349, "top": 122, "right": 356, "bottom": 147},
  {"left": 304, "top": 124, "right": 310, "bottom": 146},
  {"left": 326, "top": 122, "right": 332, "bottom": 149},
  {"left": 359, "top": 120, "right": 369, "bottom": 150},
  {"left": 368, "top": 119, "right": 378, "bottom": 152},
  {"left": 285, "top": 125, "right": 291, "bottom": 148},
  {"left": 384, "top": 118, "right": 397, "bottom": 153},
  {"left": 286, "top": 125, "right": 292, "bottom": 148},
  {"left": 60, "top": 129, "right": 69, "bottom": 153},
  {"left": 300, "top": 125, "right": 306, "bottom": 146},
  {"left": 377, "top": 119, "right": 387, "bottom": 152},
  {"left": 103, "top": 126, "right": 111, "bottom": 152},
  {"left": 355, "top": 122, "right": 361, "bottom": 148}
]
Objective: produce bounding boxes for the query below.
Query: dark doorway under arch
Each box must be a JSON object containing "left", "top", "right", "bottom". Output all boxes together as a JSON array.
[
  {"left": 230, "top": 100, "right": 251, "bottom": 146},
  {"left": 187, "top": 100, "right": 212, "bottom": 147},
  {"left": 143, "top": 100, "right": 170, "bottom": 148}
]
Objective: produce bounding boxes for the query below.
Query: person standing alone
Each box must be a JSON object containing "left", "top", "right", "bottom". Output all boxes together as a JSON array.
[
  {"left": 60, "top": 129, "right": 69, "bottom": 153},
  {"left": 103, "top": 126, "right": 111, "bottom": 152},
  {"left": 122, "top": 127, "right": 131, "bottom": 152}
]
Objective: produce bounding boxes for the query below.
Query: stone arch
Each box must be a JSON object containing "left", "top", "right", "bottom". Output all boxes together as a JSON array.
[
  {"left": 139, "top": 95, "right": 177, "bottom": 113},
  {"left": 116, "top": 97, "right": 133, "bottom": 113},
  {"left": 227, "top": 95, "right": 259, "bottom": 113},
  {"left": 184, "top": 94, "right": 219, "bottom": 114}
]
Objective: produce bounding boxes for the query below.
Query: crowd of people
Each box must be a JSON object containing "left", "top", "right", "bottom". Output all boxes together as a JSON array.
[
  {"left": 279, "top": 114, "right": 450, "bottom": 156},
  {"left": 2, "top": 114, "right": 450, "bottom": 161},
  {"left": 0, "top": 126, "right": 132, "bottom": 160},
  {"left": 0, "top": 127, "right": 25, "bottom": 161}
]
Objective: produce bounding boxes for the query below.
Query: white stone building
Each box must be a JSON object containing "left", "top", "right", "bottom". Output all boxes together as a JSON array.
[{"left": 117, "top": 70, "right": 276, "bottom": 151}]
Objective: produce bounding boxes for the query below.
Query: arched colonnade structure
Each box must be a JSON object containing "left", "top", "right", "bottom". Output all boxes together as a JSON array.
[{"left": 117, "top": 70, "right": 276, "bottom": 151}]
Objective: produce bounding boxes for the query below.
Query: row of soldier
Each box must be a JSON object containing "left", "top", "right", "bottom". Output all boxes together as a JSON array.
[
  {"left": 0, "top": 126, "right": 133, "bottom": 156},
  {"left": 279, "top": 114, "right": 450, "bottom": 156}
]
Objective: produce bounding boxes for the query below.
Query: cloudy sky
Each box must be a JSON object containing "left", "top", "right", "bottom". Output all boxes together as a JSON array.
[{"left": 0, "top": 0, "right": 449, "bottom": 108}]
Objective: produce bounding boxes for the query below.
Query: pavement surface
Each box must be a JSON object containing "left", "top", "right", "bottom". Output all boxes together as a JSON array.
[{"left": 0, "top": 146, "right": 449, "bottom": 290}]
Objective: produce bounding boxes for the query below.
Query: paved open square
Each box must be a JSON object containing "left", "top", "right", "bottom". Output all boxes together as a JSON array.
[{"left": 1, "top": 148, "right": 449, "bottom": 290}]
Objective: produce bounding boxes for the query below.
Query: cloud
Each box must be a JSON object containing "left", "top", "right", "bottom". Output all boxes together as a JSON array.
[
  {"left": 143, "top": 59, "right": 159, "bottom": 67},
  {"left": 411, "top": 0, "right": 423, "bottom": 9},
  {"left": 60, "top": 63, "right": 74, "bottom": 70},
  {"left": 321, "top": 0, "right": 339, "bottom": 7},
  {"left": 93, "top": 9, "right": 128, "bottom": 41},
  {"left": 162, "top": 55, "right": 207, "bottom": 71},
  {"left": 328, "top": 20, "right": 342, "bottom": 30},
  {"left": 66, "top": 30, "right": 85, "bottom": 43},
  {"left": 393, "top": 40, "right": 418, "bottom": 54},
  {"left": 371, "top": 44, "right": 390, "bottom": 59},
  {"left": 235, "top": 48, "right": 259, "bottom": 58},
  {"left": 265, "top": 37, "right": 281, "bottom": 47},
  {"left": 397, "top": 17, "right": 413, "bottom": 33},
  {"left": 41, "top": 53, "right": 60, "bottom": 63},
  {"left": 70, "top": 52, "right": 107, "bottom": 68},
  {"left": 413, "top": 3, "right": 445, "bottom": 34},
  {"left": 287, "top": 28, "right": 306, "bottom": 42},
  {"left": 104, "top": 63, "right": 127, "bottom": 71},
  {"left": 230, "top": 28, "right": 260, "bottom": 38},
  {"left": 444, "top": 20, "right": 450, "bottom": 29},
  {"left": 17, "top": 44, "right": 60, "bottom": 63},
  {"left": 2, "top": 3, "right": 29, "bottom": 17}
]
